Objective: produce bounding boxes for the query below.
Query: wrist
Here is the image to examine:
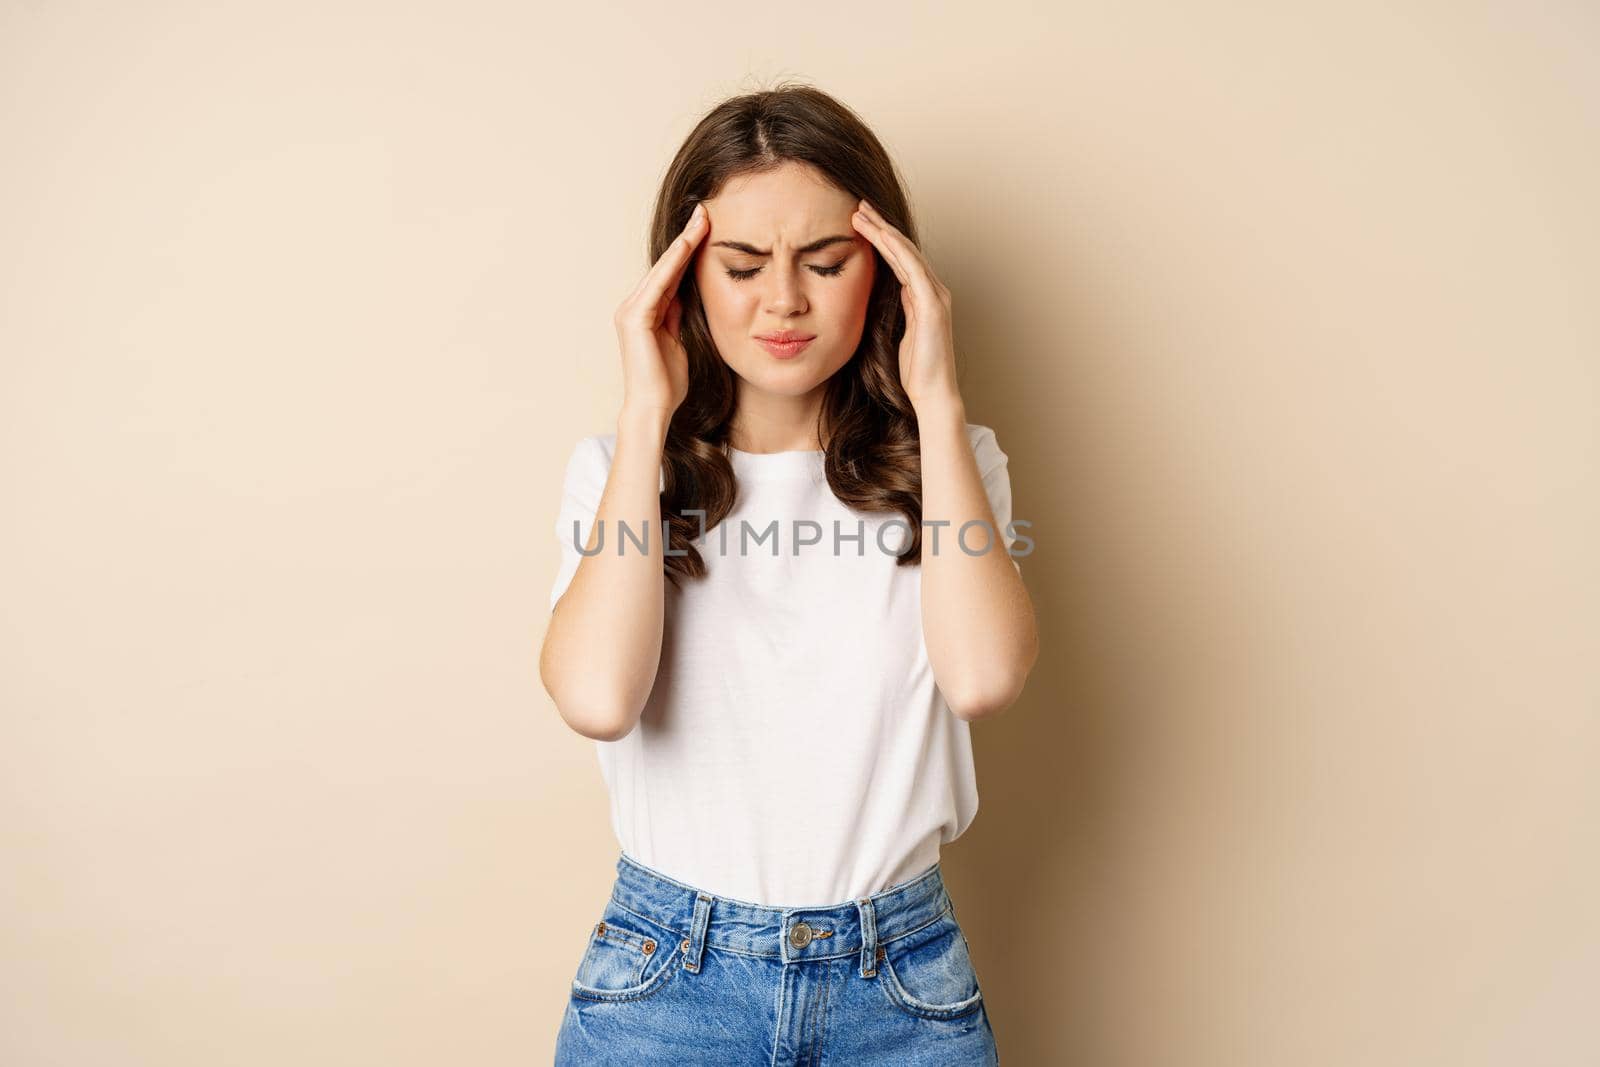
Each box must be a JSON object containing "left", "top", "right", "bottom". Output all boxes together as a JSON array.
[
  {"left": 617, "top": 404, "right": 673, "bottom": 444},
  {"left": 912, "top": 390, "right": 967, "bottom": 429}
]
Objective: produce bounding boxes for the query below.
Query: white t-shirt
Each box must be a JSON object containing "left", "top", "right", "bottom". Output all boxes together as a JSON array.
[{"left": 548, "top": 422, "right": 1021, "bottom": 908}]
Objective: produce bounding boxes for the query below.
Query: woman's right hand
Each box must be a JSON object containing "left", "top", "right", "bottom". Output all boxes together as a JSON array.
[{"left": 613, "top": 202, "right": 709, "bottom": 420}]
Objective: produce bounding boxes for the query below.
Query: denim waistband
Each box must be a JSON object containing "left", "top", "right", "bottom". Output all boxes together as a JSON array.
[{"left": 608, "top": 851, "right": 954, "bottom": 969}]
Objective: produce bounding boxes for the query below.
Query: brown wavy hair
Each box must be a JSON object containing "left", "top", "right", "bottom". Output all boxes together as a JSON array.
[{"left": 651, "top": 81, "right": 934, "bottom": 589}]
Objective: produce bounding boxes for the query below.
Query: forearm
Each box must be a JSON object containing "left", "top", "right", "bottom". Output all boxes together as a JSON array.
[
  {"left": 540, "top": 406, "right": 671, "bottom": 740},
  {"left": 917, "top": 395, "right": 1038, "bottom": 720}
]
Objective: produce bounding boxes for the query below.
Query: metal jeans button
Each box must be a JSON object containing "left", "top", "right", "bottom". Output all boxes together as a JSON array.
[{"left": 789, "top": 921, "right": 813, "bottom": 948}]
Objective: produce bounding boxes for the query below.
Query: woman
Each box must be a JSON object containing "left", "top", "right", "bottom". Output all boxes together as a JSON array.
[{"left": 542, "top": 83, "right": 1037, "bottom": 1065}]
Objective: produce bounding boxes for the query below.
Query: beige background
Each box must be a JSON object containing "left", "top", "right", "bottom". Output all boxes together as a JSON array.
[{"left": 3, "top": 2, "right": 1597, "bottom": 1064}]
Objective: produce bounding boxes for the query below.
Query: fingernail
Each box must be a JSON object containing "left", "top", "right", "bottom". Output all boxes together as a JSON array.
[{"left": 692, "top": 203, "right": 704, "bottom": 222}]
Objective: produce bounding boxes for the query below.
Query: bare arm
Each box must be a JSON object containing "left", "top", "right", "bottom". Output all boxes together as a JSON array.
[
  {"left": 540, "top": 407, "right": 672, "bottom": 741},
  {"left": 849, "top": 197, "right": 1038, "bottom": 721},
  {"left": 917, "top": 398, "right": 1039, "bottom": 721},
  {"left": 540, "top": 201, "right": 709, "bottom": 740}
]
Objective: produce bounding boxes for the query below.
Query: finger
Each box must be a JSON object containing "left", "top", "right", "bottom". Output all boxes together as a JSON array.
[
  {"left": 856, "top": 204, "right": 931, "bottom": 299},
  {"left": 856, "top": 199, "right": 940, "bottom": 297},
  {"left": 628, "top": 203, "right": 709, "bottom": 321},
  {"left": 859, "top": 201, "right": 937, "bottom": 297},
  {"left": 853, "top": 208, "right": 910, "bottom": 286},
  {"left": 664, "top": 294, "right": 683, "bottom": 344},
  {"left": 635, "top": 202, "right": 707, "bottom": 307}
]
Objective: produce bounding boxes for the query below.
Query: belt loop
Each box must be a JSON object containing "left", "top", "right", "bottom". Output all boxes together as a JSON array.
[
  {"left": 682, "top": 892, "right": 713, "bottom": 973},
  {"left": 856, "top": 896, "right": 879, "bottom": 978}
]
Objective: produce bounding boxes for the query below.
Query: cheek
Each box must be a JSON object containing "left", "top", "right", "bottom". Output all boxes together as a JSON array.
[
  {"left": 830, "top": 265, "right": 875, "bottom": 323},
  {"left": 694, "top": 278, "right": 733, "bottom": 330},
  {"left": 695, "top": 270, "right": 752, "bottom": 328}
]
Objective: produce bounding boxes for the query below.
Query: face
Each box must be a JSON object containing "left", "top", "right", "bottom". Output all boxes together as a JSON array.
[{"left": 693, "top": 161, "right": 877, "bottom": 402}]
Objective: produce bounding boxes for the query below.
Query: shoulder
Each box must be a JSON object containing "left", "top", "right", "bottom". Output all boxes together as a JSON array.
[
  {"left": 963, "top": 421, "right": 1010, "bottom": 477},
  {"left": 560, "top": 431, "right": 664, "bottom": 494},
  {"left": 556, "top": 433, "right": 614, "bottom": 503},
  {"left": 563, "top": 431, "right": 617, "bottom": 474}
]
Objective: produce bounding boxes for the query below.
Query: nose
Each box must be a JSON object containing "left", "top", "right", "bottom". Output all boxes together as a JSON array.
[{"left": 763, "top": 261, "right": 809, "bottom": 317}]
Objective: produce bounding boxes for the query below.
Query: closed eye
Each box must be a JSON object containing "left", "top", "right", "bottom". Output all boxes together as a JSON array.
[{"left": 726, "top": 261, "right": 848, "bottom": 282}]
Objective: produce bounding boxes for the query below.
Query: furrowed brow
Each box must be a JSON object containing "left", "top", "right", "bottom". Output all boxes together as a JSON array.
[{"left": 709, "top": 234, "right": 855, "bottom": 256}]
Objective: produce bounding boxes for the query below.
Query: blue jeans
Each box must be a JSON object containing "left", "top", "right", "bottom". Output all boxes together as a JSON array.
[{"left": 554, "top": 851, "right": 1000, "bottom": 1065}]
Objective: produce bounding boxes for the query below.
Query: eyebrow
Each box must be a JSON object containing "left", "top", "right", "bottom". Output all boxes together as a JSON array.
[{"left": 709, "top": 234, "right": 856, "bottom": 256}]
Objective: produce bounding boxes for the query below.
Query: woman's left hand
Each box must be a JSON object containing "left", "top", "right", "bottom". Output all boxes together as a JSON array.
[{"left": 851, "top": 199, "right": 962, "bottom": 414}]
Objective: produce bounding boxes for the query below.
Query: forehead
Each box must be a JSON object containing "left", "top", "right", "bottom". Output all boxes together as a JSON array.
[{"left": 705, "top": 161, "right": 856, "bottom": 239}]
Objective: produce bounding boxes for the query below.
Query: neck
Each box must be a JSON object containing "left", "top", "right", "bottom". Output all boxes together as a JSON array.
[{"left": 730, "top": 389, "right": 827, "bottom": 453}]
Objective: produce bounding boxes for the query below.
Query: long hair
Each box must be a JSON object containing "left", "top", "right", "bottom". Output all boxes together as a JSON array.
[{"left": 650, "top": 81, "right": 930, "bottom": 589}]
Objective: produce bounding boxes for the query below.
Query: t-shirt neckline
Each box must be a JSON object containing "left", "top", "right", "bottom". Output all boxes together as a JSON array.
[{"left": 727, "top": 445, "right": 825, "bottom": 480}]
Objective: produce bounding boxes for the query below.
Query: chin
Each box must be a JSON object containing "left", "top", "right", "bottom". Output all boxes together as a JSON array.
[{"left": 741, "top": 369, "right": 829, "bottom": 396}]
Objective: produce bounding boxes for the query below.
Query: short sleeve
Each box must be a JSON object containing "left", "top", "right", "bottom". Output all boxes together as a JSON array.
[
  {"left": 968, "top": 423, "right": 1023, "bottom": 576},
  {"left": 549, "top": 434, "right": 614, "bottom": 613}
]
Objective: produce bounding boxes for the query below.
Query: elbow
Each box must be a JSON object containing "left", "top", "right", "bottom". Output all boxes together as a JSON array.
[
  {"left": 547, "top": 685, "right": 639, "bottom": 741},
  {"left": 944, "top": 642, "right": 1038, "bottom": 723},
  {"left": 539, "top": 642, "right": 639, "bottom": 741},
  {"left": 564, "top": 704, "right": 639, "bottom": 742},
  {"left": 945, "top": 670, "right": 1028, "bottom": 723},
  {"left": 944, "top": 607, "right": 1041, "bottom": 723}
]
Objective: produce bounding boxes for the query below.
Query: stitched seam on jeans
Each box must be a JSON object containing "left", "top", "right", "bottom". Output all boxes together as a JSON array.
[
  {"left": 570, "top": 941, "right": 682, "bottom": 1002},
  {"left": 881, "top": 949, "right": 983, "bottom": 1016},
  {"left": 806, "top": 964, "right": 827, "bottom": 1067},
  {"left": 879, "top": 904, "right": 955, "bottom": 952},
  {"left": 801, "top": 966, "right": 815, "bottom": 1067},
  {"left": 607, "top": 897, "right": 684, "bottom": 944},
  {"left": 813, "top": 961, "right": 835, "bottom": 1066},
  {"left": 595, "top": 901, "right": 953, "bottom": 962}
]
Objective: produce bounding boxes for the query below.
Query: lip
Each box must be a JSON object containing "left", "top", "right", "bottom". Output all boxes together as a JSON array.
[{"left": 754, "top": 334, "right": 816, "bottom": 359}]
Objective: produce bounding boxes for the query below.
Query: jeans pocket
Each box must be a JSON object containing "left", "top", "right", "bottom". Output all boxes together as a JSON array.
[
  {"left": 570, "top": 899, "right": 683, "bottom": 1003},
  {"left": 876, "top": 907, "right": 985, "bottom": 1021}
]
